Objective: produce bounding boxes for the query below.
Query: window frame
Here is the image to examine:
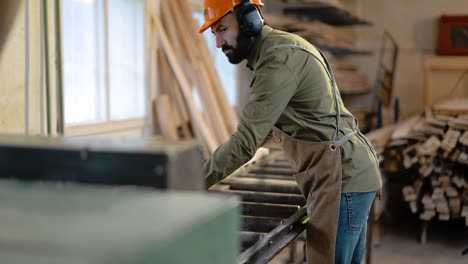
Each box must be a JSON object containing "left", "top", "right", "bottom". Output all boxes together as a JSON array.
[{"left": 62, "top": 0, "right": 147, "bottom": 134}]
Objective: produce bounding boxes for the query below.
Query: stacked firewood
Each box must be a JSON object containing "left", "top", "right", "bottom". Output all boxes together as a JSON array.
[
  {"left": 147, "top": 0, "right": 238, "bottom": 155},
  {"left": 383, "top": 109, "right": 468, "bottom": 226}
]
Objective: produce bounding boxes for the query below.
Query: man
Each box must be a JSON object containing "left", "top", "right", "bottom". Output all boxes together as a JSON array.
[{"left": 199, "top": 0, "right": 382, "bottom": 263}]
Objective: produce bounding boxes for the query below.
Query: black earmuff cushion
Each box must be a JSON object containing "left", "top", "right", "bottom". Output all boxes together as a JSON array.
[{"left": 236, "top": 2, "right": 263, "bottom": 37}]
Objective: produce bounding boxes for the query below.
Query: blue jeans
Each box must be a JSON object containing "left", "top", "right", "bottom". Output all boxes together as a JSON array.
[{"left": 335, "top": 192, "right": 375, "bottom": 264}]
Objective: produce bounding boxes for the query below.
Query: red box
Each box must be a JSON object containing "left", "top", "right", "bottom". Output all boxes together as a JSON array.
[{"left": 437, "top": 15, "right": 468, "bottom": 56}]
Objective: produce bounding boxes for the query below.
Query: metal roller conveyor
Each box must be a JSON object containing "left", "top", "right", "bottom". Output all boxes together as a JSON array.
[
  {"left": 223, "top": 178, "right": 301, "bottom": 194},
  {"left": 242, "top": 216, "right": 284, "bottom": 233},
  {"left": 210, "top": 150, "right": 308, "bottom": 263},
  {"left": 241, "top": 202, "right": 301, "bottom": 218},
  {"left": 236, "top": 172, "right": 295, "bottom": 181},
  {"left": 240, "top": 231, "right": 265, "bottom": 251},
  {"left": 259, "top": 163, "right": 293, "bottom": 169},
  {"left": 249, "top": 167, "right": 297, "bottom": 176},
  {"left": 239, "top": 207, "right": 308, "bottom": 264},
  {"left": 211, "top": 189, "right": 305, "bottom": 205}
]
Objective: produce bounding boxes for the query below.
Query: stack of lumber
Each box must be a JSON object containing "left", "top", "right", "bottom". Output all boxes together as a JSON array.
[
  {"left": 264, "top": 14, "right": 356, "bottom": 50},
  {"left": 432, "top": 98, "right": 468, "bottom": 116},
  {"left": 280, "top": 0, "right": 345, "bottom": 9},
  {"left": 147, "top": 0, "right": 238, "bottom": 154},
  {"left": 326, "top": 54, "right": 371, "bottom": 94},
  {"left": 264, "top": 14, "right": 370, "bottom": 94},
  {"left": 381, "top": 109, "right": 468, "bottom": 226}
]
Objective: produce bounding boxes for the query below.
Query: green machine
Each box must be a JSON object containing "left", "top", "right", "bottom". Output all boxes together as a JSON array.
[
  {"left": 0, "top": 135, "right": 240, "bottom": 263},
  {"left": 0, "top": 134, "right": 205, "bottom": 191},
  {"left": 0, "top": 180, "right": 240, "bottom": 264}
]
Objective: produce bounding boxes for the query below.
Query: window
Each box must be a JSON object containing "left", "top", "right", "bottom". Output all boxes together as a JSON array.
[
  {"left": 62, "top": 0, "right": 145, "bottom": 125},
  {"left": 193, "top": 12, "right": 237, "bottom": 106}
]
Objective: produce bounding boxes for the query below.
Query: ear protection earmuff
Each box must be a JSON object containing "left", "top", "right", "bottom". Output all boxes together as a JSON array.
[{"left": 236, "top": 0, "right": 264, "bottom": 37}]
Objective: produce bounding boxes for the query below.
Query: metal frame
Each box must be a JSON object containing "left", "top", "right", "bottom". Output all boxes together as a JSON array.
[
  {"left": 239, "top": 207, "right": 307, "bottom": 264},
  {"left": 367, "top": 30, "right": 399, "bottom": 129}
]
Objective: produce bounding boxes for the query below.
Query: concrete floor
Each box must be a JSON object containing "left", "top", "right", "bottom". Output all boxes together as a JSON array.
[
  {"left": 371, "top": 214, "right": 468, "bottom": 264},
  {"left": 270, "top": 211, "right": 468, "bottom": 264}
]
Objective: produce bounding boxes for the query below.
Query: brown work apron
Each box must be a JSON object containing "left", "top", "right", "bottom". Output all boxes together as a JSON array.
[
  {"left": 266, "top": 44, "right": 362, "bottom": 263},
  {"left": 272, "top": 127, "right": 342, "bottom": 264}
]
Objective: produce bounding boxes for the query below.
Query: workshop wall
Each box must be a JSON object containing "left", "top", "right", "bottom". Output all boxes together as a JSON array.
[
  {"left": 0, "top": 0, "right": 57, "bottom": 135},
  {"left": 345, "top": 0, "right": 468, "bottom": 118},
  {"left": 0, "top": 1, "right": 145, "bottom": 138}
]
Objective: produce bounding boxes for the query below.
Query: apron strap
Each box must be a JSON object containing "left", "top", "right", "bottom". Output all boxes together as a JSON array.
[
  {"left": 330, "top": 130, "right": 358, "bottom": 151},
  {"left": 266, "top": 44, "right": 349, "bottom": 143}
]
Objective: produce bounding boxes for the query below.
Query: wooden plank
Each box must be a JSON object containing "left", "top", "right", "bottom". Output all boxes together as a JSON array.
[
  {"left": 365, "top": 124, "right": 396, "bottom": 150},
  {"left": 153, "top": 17, "right": 218, "bottom": 153},
  {"left": 424, "top": 55, "right": 468, "bottom": 107},
  {"left": 160, "top": 0, "right": 188, "bottom": 75},
  {"left": 157, "top": 49, "right": 192, "bottom": 139},
  {"left": 168, "top": 0, "right": 231, "bottom": 144},
  {"left": 433, "top": 98, "right": 468, "bottom": 116},
  {"left": 425, "top": 55, "right": 468, "bottom": 71},
  {"left": 153, "top": 95, "right": 179, "bottom": 142},
  {"left": 391, "top": 115, "right": 423, "bottom": 139},
  {"left": 179, "top": 0, "right": 239, "bottom": 135},
  {"left": 148, "top": 16, "right": 159, "bottom": 106}
]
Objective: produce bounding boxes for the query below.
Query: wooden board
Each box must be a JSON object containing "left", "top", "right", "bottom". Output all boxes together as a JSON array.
[
  {"left": 154, "top": 18, "right": 218, "bottom": 153},
  {"left": 433, "top": 98, "right": 468, "bottom": 116},
  {"left": 424, "top": 55, "right": 468, "bottom": 107},
  {"left": 153, "top": 95, "right": 179, "bottom": 142},
  {"left": 391, "top": 115, "right": 423, "bottom": 140}
]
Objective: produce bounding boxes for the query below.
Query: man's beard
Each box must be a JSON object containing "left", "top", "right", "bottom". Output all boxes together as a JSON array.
[{"left": 222, "top": 32, "right": 254, "bottom": 64}]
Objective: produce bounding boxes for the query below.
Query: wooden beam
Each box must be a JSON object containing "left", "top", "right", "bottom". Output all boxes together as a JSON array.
[
  {"left": 167, "top": 0, "right": 231, "bottom": 144},
  {"left": 153, "top": 17, "right": 218, "bottom": 153},
  {"left": 177, "top": 0, "right": 239, "bottom": 135},
  {"left": 153, "top": 95, "right": 179, "bottom": 142},
  {"left": 158, "top": 49, "right": 192, "bottom": 139}
]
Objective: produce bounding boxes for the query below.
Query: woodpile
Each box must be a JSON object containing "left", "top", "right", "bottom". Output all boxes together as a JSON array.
[
  {"left": 381, "top": 108, "right": 468, "bottom": 226},
  {"left": 147, "top": 0, "right": 238, "bottom": 155},
  {"left": 433, "top": 98, "right": 468, "bottom": 116}
]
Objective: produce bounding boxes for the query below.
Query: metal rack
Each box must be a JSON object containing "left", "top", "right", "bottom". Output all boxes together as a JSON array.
[
  {"left": 278, "top": 1, "right": 372, "bottom": 56},
  {"left": 210, "top": 151, "right": 308, "bottom": 263},
  {"left": 282, "top": 2, "right": 371, "bottom": 26},
  {"left": 315, "top": 43, "right": 372, "bottom": 57}
]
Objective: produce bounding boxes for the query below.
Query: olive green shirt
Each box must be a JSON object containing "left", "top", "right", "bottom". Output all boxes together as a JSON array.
[{"left": 204, "top": 25, "right": 382, "bottom": 193}]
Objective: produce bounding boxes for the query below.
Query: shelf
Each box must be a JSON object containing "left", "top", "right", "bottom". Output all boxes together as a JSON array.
[
  {"left": 339, "top": 89, "right": 372, "bottom": 96},
  {"left": 315, "top": 43, "right": 372, "bottom": 56},
  {"left": 282, "top": 3, "right": 371, "bottom": 26}
]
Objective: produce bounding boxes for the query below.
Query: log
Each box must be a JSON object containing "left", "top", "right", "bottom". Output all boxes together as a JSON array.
[
  {"left": 384, "top": 107, "right": 468, "bottom": 230},
  {"left": 391, "top": 115, "right": 423, "bottom": 139},
  {"left": 440, "top": 128, "right": 461, "bottom": 153},
  {"left": 459, "top": 131, "right": 468, "bottom": 146},
  {"left": 402, "top": 186, "right": 417, "bottom": 202}
]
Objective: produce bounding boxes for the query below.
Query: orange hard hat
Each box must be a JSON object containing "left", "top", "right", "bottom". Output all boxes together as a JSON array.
[{"left": 199, "top": 0, "right": 264, "bottom": 33}]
